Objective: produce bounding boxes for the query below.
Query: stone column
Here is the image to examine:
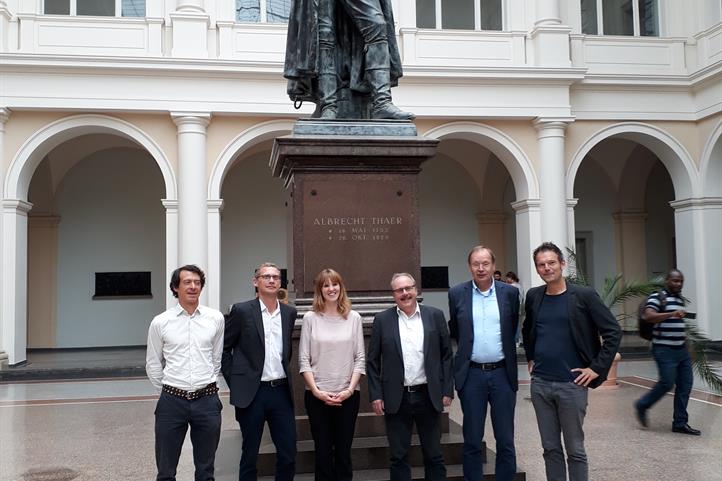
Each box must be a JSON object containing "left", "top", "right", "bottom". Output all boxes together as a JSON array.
[
  {"left": 162, "top": 199, "right": 179, "bottom": 309},
  {"left": 566, "top": 198, "right": 578, "bottom": 252},
  {"left": 171, "top": 113, "right": 210, "bottom": 303},
  {"left": 0, "top": 1, "right": 11, "bottom": 52},
  {"left": 207, "top": 199, "right": 224, "bottom": 311},
  {"left": 171, "top": 0, "right": 209, "bottom": 58},
  {"left": 535, "top": 0, "right": 562, "bottom": 26},
  {"left": 0, "top": 108, "right": 9, "bottom": 366},
  {"left": 2, "top": 199, "right": 33, "bottom": 365},
  {"left": 397, "top": 0, "right": 418, "bottom": 64},
  {"left": 612, "top": 210, "right": 648, "bottom": 330},
  {"left": 534, "top": 118, "right": 571, "bottom": 254},
  {"left": 476, "top": 211, "right": 508, "bottom": 271},
  {"left": 671, "top": 198, "right": 722, "bottom": 340},
  {"left": 177, "top": 0, "right": 204, "bottom": 11},
  {"left": 512, "top": 198, "right": 542, "bottom": 289},
  {"left": 530, "top": 0, "right": 571, "bottom": 66}
]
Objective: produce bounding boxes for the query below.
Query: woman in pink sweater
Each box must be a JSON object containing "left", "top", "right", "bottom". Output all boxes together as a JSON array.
[{"left": 299, "top": 268, "right": 366, "bottom": 481}]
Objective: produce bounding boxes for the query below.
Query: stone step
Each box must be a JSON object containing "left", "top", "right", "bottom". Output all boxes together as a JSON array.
[
  {"left": 295, "top": 411, "right": 450, "bottom": 440},
  {"left": 257, "top": 433, "right": 466, "bottom": 476},
  {"left": 256, "top": 459, "right": 525, "bottom": 481}
]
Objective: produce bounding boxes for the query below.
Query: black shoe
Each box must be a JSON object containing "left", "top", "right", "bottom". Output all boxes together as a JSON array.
[
  {"left": 672, "top": 424, "right": 701, "bottom": 435},
  {"left": 634, "top": 402, "right": 648, "bottom": 428}
]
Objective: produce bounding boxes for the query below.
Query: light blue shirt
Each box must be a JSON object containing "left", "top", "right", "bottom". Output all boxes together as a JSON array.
[{"left": 470, "top": 281, "right": 504, "bottom": 363}]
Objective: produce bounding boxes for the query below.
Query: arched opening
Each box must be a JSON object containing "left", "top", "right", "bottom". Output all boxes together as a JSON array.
[
  {"left": 570, "top": 125, "right": 694, "bottom": 330},
  {"left": 26, "top": 134, "right": 166, "bottom": 348}
]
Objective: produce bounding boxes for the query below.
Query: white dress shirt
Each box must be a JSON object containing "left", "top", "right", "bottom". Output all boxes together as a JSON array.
[
  {"left": 260, "top": 300, "right": 286, "bottom": 381},
  {"left": 146, "top": 304, "right": 224, "bottom": 392},
  {"left": 397, "top": 303, "right": 427, "bottom": 386}
]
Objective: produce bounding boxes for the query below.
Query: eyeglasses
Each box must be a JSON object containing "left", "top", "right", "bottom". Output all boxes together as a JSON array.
[
  {"left": 257, "top": 274, "right": 281, "bottom": 282},
  {"left": 392, "top": 285, "right": 416, "bottom": 295}
]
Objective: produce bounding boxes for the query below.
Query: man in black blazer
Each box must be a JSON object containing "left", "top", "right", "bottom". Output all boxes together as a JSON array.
[
  {"left": 222, "top": 262, "right": 298, "bottom": 481},
  {"left": 448, "top": 246, "right": 520, "bottom": 481},
  {"left": 367, "top": 272, "right": 453, "bottom": 481},
  {"left": 522, "top": 242, "right": 621, "bottom": 481}
]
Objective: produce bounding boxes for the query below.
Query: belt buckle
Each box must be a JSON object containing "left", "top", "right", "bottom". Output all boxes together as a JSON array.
[
  {"left": 270, "top": 379, "right": 281, "bottom": 388},
  {"left": 186, "top": 390, "right": 193, "bottom": 400}
]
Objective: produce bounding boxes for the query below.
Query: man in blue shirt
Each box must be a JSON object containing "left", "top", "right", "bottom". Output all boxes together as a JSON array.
[{"left": 448, "top": 246, "right": 520, "bottom": 481}]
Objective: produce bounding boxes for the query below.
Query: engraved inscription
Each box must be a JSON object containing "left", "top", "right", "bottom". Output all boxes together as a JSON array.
[{"left": 313, "top": 216, "right": 401, "bottom": 242}]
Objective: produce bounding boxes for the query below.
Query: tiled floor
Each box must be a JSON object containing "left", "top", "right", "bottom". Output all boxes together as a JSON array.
[{"left": 1, "top": 358, "right": 720, "bottom": 481}]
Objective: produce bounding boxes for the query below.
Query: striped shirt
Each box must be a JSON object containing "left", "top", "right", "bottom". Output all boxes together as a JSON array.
[{"left": 646, "top": 290, "right": 686, "bottom": 348}]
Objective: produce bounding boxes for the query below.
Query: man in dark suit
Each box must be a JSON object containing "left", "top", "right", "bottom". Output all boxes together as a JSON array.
[
  {"left": 522, "top": 242, "right": 621, "bottom": 481},
  {"left": 448, "top": 245, "right": 520, "bottom": 481},
  {"left": 367, "top": 272, "right": 453, "bottom": 481},
  {"left": 222, "top": 262, "right": 298, "bottom": 481}
]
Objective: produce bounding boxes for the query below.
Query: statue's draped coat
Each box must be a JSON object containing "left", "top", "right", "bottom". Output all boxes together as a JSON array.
[{"left": 283, "top": 0, "right": 403, "bottom": 105}]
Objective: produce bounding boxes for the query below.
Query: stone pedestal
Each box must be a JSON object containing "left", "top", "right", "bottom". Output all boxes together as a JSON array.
[
  {"left": 270, "top": 120, "right": 438, "bottom": 298},
  {"left": 259, "top": 120, "right": 527, "bottom": 481}
]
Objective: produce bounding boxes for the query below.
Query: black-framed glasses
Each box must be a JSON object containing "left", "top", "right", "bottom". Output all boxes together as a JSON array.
[
  {"left": 392, "top": 285, "right": 416, "bottom": 295},
  {"left": 257, "top": 274, "right": 281, "bottom": 281}
]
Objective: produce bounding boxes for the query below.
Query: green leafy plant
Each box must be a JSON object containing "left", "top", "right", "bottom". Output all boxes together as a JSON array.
[{"left": 566, "top": 249, "right": 722, "bottom": 394}]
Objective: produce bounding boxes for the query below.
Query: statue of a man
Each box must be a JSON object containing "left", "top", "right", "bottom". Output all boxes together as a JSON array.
[{"left": 284, "top": 0, "right": 415, "bottom": 120}]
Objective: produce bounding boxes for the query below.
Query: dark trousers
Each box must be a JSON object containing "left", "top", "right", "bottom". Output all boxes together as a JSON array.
[
  {"left": 530, "top": 377, "right": 588, "bottom": 481},
  {"left": 154, "top": 391, "right": 222, "bottom": 481},
  {"left": 235, "top": 383, "right": 296, "bottom": 481},
  {"left": 384, "top": 388, "right": 445, "bottom": 481},
  {"left": 636, "top": 345, "right": 694, "bottom": 427},
  {"left": 305, "top": 390, "right": 361, "bottom": 481},
  {"left": 458, "top": 367, "right": 516, "bottom": 481}
]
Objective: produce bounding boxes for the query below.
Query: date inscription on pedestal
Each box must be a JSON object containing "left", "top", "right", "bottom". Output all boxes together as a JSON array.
[{"left": 302, "top": 178, "right": 417, "bottom": 293}]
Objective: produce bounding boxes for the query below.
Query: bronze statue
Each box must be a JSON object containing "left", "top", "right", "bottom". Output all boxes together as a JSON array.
[{"left": 284, "top": 0, "right": 415, "bottom": 120}]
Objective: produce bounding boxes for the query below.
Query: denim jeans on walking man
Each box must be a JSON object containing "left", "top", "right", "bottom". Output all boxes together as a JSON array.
[{"left": 636, "top": 345, "right": 693, "bottom": 428}]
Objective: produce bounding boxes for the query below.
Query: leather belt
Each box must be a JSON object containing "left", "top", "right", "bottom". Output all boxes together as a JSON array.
[
  {"left": 162, "top": 382, "right": 218, "bottom": 401},
  {"left": 261, "top": 378, "right": 288, "bottom": 387},
  {"left": 404, "top": 383, "right": 427, "bottom": 393},
  {"left": 470, "top": 359, "right": 506, "bottom": 371}
]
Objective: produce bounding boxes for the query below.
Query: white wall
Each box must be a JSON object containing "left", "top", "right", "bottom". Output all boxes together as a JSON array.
[
  {"left": 55, "top": 148, "right": 165, "bottom": 347},
  {"left": 419, "top": 153, "right": 482, "bottom": 316},
  {"left": 220, "top": 149, "right": 288, "bottom": 311},
  {"left": 645, "top": 162, "right": 676, "bottom": 277},
  {"left": 573, "top": 157, "right": 618, "bottom": 290}
]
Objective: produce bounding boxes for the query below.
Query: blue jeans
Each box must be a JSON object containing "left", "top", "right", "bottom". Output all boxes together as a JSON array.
[
  {"left": 458, "top": 366, "right": 516, "bottom": 481},
  {"left": 530, "top": 377, "right": 588, "bottom": 481},
  {"left": 636, "top": 344, "right": 693, "bottom": 427}
]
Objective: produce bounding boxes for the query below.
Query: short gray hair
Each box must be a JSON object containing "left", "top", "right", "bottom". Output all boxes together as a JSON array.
[{"left": 390, "top": 272, "right": 416, "bottom": 288}]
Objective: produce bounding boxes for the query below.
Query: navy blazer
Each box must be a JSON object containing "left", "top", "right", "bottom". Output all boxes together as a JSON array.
[
  {"left": 367, "top": 304, "right": 454, "bottom": 414},
  {"left": 448, "top": 280, "right": 520, "bottom": 392},
  {"left": 221, "top": 298, "right": 298, "bottom": 408},
  {"left": 522, "top": 283, "right": 621, "bottom": 389}
]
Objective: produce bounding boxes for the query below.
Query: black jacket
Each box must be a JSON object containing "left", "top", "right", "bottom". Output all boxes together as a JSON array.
[
  {"left": 221, "top": 298, "right": 298, "bottom": 408},
  {"left": 522, "top": 283, "right": 621, "bottom": 389},
  {"left": 367, "top": 304, "right": 453, "bottom": 414}
]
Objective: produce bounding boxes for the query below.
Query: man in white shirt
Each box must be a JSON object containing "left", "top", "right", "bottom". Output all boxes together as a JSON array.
[
  {"left": 367, "top": 273, "right": 453, "bottom": 481},
  {"left": 221, "top": 262, "right": 298, "bottom": 481},
  {"left": 146, "top": 264, "right": 225, "bottom": 481}
]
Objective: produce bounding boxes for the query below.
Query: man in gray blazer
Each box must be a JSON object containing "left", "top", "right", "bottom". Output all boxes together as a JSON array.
[
  {"left": 448, "top": 245, "right": 520, "bottom": 481},
  {"left": 222, "top": 262, "right": 298, "bottom": 481},
  {"left": 367, "top": 272, "right": 453, "bottom": 481}
]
